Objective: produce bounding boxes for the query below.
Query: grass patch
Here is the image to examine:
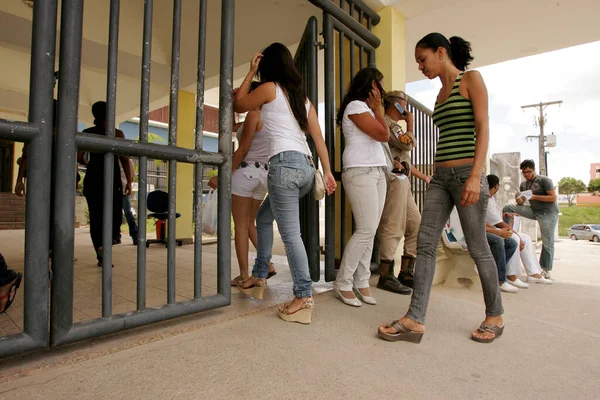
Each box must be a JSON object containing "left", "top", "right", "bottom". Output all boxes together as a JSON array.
[{"left": 559, "top": 205, "right": 600, "bottom": 236}]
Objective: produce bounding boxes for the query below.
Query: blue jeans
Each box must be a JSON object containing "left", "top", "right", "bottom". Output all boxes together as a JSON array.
[
  {"left": 122, "top": 195, "right": 138, "bottom": 239},
  {"left": 486, "top": 233, "right": 518, "bottom": 283},
  {"left": 252, "top": 151, "right": 314, "bottom": 298},
  {"left": 407, "top": 164, "right": 503, "bottom": 324},
  {"left": 502, "top": 204, "right": 557, "bottom": 271}
]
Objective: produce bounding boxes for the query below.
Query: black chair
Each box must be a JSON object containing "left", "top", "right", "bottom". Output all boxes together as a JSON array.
[{"left": 146, "top": 190, "right": 183, "bottom": 248}]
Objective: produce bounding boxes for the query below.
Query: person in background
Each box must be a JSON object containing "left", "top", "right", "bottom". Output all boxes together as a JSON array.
[
  {"left": 486, "top": 175, "right": 552, "bottom": 285},
  {"left": 0, "top": 252, "right": 22, "bottom": 314},
  {"left": 502, "top": 159, "right": 558, "bottom": 279},
  {"left": 376, "top": 90, "right": 431, "bottom": 295},
  {"left": 333, "top": 67, "right": 388, "bottom": 307},
  {"left": 378, "top": 33, "right": 504, "bottom": 344},
  {"left": 485, "top": 220, "right": 519, "bottom": 293},
  {"left": 78, "top": 101, "right": 132, "bottom": 267},
  {"left": 116, "top": 157, "right": 138, "bottom": 246},
  {"left": 209, "top": 81, "right": 276, "bottom": 286}
]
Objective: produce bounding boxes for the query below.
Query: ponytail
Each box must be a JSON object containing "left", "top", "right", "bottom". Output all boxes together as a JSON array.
[{"left": 449, "top": 36, "right": 474, "bottom": 71}]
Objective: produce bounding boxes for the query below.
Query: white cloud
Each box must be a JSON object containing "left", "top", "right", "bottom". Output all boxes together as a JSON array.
[{"left": 407, "top": 40, "right": 600, "bottom": 185}]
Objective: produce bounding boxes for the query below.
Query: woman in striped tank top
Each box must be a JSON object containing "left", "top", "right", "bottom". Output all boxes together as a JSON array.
[{"left": 378, "top": 33, "right": 504, "bottom": 344}]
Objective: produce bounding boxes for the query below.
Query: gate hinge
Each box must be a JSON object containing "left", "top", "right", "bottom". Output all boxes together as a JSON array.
[{"left": 315, "top": 41, "right": 326, "bottom": 50}]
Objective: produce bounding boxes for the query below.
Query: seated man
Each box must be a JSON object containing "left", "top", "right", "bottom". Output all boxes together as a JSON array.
[
  {"left": 487, "top": 175, "right": 552, "bottom": 285},
  {"left": 502, "top": 159, "right": 558, "bottom": 279},
  {"left": 485, "top": 222, "right": 519, "bottom": 293},
  {"left": 0, "top": 252, "right": 22, "bottom": 314}
]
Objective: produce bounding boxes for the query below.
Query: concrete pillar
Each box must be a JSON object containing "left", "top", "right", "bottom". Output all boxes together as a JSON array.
[{"left": 372, "top": 6, "right": 406, "bottom": 92}]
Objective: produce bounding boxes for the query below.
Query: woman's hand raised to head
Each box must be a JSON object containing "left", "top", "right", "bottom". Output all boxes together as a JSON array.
[
  {"left": 366, "top": 87, "right": 382, "bottom": 112},
  {"left": 250, "top": 53, "right": 262, "bottom": 74}
]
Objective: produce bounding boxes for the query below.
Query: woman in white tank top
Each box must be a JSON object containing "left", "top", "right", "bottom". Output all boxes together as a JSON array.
[
  {"left": 209, "top": 82, "right": 276, "bottom": 286},
  {"left": 233, "top": 43, "right": 336, "bottom": 324}
]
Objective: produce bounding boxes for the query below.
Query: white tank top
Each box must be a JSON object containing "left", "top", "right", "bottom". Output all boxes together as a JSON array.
[
  {"left": 260, "top": 84, "right": 311, "bottom": 158},
  {"left": 237, "top": 123, "right": 269, "bottom": 164}
]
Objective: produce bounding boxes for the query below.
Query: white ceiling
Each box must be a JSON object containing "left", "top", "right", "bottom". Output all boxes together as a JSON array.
[
  {"left": 366, "top": 0, "right": 600, "bottom": 82},
  {"left": 1, "top": 0, "right": 600, "bottom": 123}
]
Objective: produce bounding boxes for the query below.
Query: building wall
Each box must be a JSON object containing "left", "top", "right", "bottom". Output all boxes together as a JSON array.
[{"left": 590, "top": 163, "right": 600, "bottom": 182}]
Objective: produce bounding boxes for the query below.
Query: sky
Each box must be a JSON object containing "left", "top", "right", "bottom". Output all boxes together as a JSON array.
[{"left": 406, "top": 40, "right": 600, "bottom": 186}]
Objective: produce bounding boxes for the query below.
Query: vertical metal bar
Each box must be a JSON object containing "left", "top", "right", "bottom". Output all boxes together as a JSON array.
[
  {"left": 323, "top": 13, "right": 336, "bottom": 282},
  {"left": 26, "top": 0, "right": 58, "bottom": 350},
  {"left": 100, "top": 0, "right": 120, "bottom": 318},
  {"left": 52, "top": 0, "right": 83, "bottom": 339},
  {"left": 137, "top": 0, "right": 153, "bottom": 310},
  {"left": 358, "top": 10, "right": 364, "bottom": 69},
  {"left": 348, "top": 5, "right": 355, "bottom": 78},
  {"left": 217, "top": 0, "right": 234, "bottom": 297},
  {"left": 367, "top": 18, "right": 375, "bottom": 66},
  {"left": 167, "top": 0, "right": 182, "bottom": 304},
  {"left": 307, "top": 17, "right": 319, "bottom": 282},
  {"left": 194, "top": 0, "right": 208, "bottom": 299},
  {"left": 338, "top": 27, "right": 346, "bottom": 258}
]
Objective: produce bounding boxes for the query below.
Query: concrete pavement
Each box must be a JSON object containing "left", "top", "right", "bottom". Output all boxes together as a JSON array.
[{"left": 1, "top": 240, "right": 599, "bottom": 399}]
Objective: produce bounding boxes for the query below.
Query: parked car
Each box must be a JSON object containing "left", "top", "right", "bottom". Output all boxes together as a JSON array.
[{"left": 568, "top": 224, "right": 600, "bottom": 242}]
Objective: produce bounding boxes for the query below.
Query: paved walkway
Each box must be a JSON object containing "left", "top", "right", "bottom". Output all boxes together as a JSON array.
[{"left": 1, "top": 240, "right": 599, "bottom": 399}]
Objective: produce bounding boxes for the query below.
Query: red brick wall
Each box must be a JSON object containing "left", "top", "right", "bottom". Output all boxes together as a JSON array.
[{"left": 147, "top": 105, "right": 220, "bottom": 134}]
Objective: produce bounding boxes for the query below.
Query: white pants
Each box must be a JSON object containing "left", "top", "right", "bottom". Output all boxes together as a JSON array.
[
  {"left": 334, "top": 167, "right": 386, "bottom": 292},
  {"left": 507, "top": 232, "right": 543, "bottom": 276}
]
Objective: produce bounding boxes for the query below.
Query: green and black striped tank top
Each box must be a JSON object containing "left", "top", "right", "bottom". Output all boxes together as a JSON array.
[{"left": 432, "top": 72, "right": 475, "bottom": 162}]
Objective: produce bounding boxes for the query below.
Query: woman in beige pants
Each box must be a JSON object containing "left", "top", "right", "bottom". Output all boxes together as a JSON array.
[{"left": 333, "top": 67, "right": 390, "bottom": 307}]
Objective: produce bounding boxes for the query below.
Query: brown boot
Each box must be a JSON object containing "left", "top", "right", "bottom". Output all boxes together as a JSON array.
[
  {"left": 377, "top": 259, "right": 411, "bottom": 295},
  {"left": 398, "top": 256, "right": 415, "bottom": 288}
]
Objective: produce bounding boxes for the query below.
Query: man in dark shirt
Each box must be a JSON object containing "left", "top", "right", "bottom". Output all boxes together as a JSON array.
[{"left": 502, "top": 159, "right": 558, "bottom": 279}]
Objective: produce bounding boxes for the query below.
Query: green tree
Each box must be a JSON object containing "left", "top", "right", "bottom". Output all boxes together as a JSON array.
[
  {"left": 589, "top": 178, "right": 600, "bottom": 193},
  {"left": 558, "top": 177, "right": 586, "bottom": 206}
]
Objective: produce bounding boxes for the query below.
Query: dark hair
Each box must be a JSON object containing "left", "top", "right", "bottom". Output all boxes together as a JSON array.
[
  {"left": 487, "top": 174, "right": 500, "bottom": 189},
  {"left": 92, "top": 101, "right": 107, "bottom": 126},
  {"left": 416, "top": 33, "right": 474, "bottom": 71},
  {"left": 336, "top": 67, "right": 384, "bottom": 126},
  {"left": 257, "top": 43, "right": 308, "bottom": 132},
  {"left": 249, "top": 81, "right": 262, "bottom": 91},
  {"left": 520, "top": 159, "right": 535, "bottom": 170}
]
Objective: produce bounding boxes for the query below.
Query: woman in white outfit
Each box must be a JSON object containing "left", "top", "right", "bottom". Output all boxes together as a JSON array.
[
  {"left": 334, "top": 67, "right": 390, "bottom": 307},
  {"left": 209, "top": 82, "right": 276, "bottom": 286},
  {"left": 486, "top": 175, "right": 552, "bottom": 286}
]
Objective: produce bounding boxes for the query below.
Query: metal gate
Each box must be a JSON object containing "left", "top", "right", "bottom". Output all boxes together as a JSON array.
[
  {"left": 301, "top": 0, "right": 381, "bottom": 276},
  {"left": 0, "top": 0, "right": 234, "bottom": 358}
]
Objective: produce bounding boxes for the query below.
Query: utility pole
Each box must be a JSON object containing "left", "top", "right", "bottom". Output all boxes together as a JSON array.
[{"left": 522, "top": 100, "right": 562, "bottom": 176}]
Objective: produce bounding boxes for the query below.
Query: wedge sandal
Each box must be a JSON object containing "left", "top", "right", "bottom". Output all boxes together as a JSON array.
[
  {"left": 471, "top": 323, "right": 504, "bottom": 343},
  {"left": 378, "top": 320, "right": 424, "bottom": 343}
]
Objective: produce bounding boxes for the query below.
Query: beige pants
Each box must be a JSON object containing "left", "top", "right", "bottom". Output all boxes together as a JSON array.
[
  {"left": 378, "top": 176, "right": 421, "bottom": 260},
  {"left": 334, "top": 167, "right": 387, "bottom": 292}
]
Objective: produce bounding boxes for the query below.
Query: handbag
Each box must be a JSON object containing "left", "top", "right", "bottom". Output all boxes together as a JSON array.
[{"left": 283, "top": 91, "right": 326, "bottom": 201}]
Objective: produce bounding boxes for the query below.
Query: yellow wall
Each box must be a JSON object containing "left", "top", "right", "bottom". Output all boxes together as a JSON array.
[
  {"left": 175, "top": 91, "right": 195, "bottom": 240},
  {"left": 372, "top": 7, "right": 406, "bottom": 92}
]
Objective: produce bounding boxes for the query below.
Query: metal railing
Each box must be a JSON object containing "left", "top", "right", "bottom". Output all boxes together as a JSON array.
[
  {"left": 294, "top": 17, "right": 321, "bottom": 282},
  {"left": 310, "top": 0, "right": 380, "bottom": 276},
  {"left": 406, "top": 96, "right": 438, "bottom": 213},
  {"left": 0, "top": 0, "right": 235, "bottom": 358}
]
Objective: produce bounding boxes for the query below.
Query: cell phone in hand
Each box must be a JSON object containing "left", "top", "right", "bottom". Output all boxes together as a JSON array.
[{"left": 394, "top": 103, "right": 407, "bottom": 116}]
